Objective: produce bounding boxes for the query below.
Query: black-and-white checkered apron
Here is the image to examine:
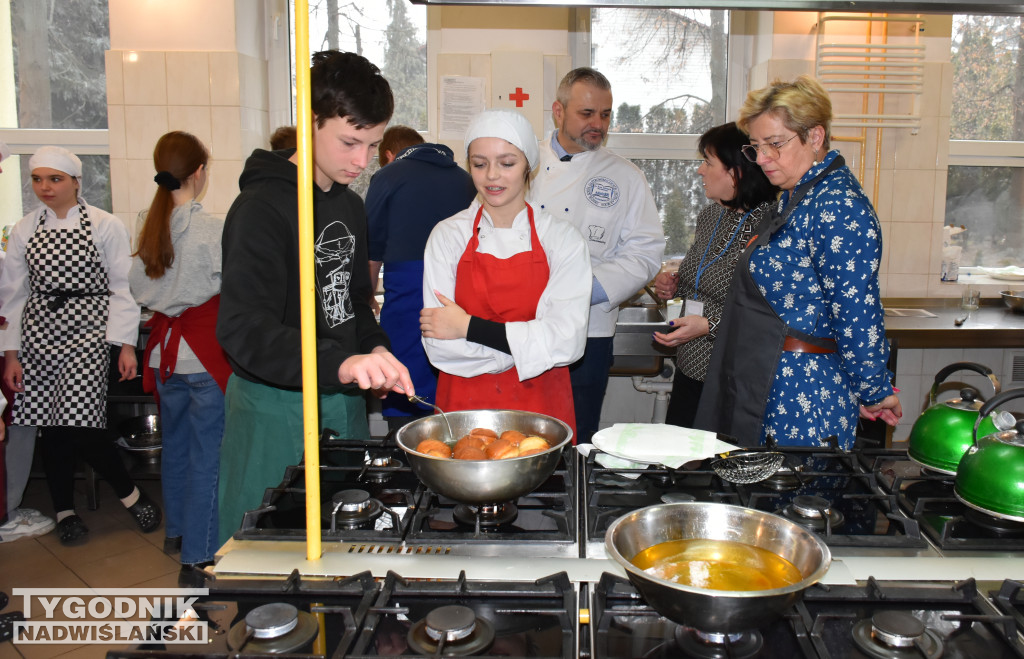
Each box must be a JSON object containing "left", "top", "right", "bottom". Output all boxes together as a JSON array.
[{"left": 13, "top": 205, "right": 111, "bottom": 428}]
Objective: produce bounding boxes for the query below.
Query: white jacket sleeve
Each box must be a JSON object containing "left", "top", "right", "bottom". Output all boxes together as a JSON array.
[
  {"left": 0, "top": 213, "right": 37, "bottom": 353},
  {"left": 91, "top": 208, "right": 140, "bottom": 347},
  {"left": 591, "top": 172, "right": 664, "bottom": 310}
]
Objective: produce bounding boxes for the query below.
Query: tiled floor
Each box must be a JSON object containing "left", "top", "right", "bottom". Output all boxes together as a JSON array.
[{"left": 0, "top": 476, "right": 178, "bottom": 658}]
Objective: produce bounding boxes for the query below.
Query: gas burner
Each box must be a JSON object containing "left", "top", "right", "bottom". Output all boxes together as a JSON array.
[
  {"left": 453, "top": 502, "right": 518, "bottom": 527},
  {"left": 780, "top": 494, "right": 845, "bottom": 531},
  {"left": 362, "top": 454, "right": 404, "bottom": 483},
  {"left": 671, "top": 626, "right": 764, "bottom": 659},
  {"left": 407, "top": 604, "right": 495, "bottom": 656},
  {"left": 964, "top": 508, "right": 1024, "bottom": 536},
  {"left": 758, "top": 463, "right": 803, "bottom": 491},
  {"left": 321, "top": 489, "right": 384, "bottom": 531},
  {"left": 662, "top": 492, "right": 697, "bottom": 503},
  {"left": 851, "top": 610, "right": 943, "bottom": 658},
  {"left": 227, "top": 602, "right": 319, "bottom": 654}
]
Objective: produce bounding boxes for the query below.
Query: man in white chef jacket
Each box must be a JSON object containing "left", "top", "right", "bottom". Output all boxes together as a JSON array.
[{"left": 528, "top": 67, "right": 665, "bottom": 444}]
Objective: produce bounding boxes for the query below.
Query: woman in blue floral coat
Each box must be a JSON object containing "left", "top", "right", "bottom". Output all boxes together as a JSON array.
[{"left": 696, "top": 76, "right": 901, "bottom": 450}]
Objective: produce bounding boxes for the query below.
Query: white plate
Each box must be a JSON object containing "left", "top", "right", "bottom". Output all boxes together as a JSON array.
[
  {"left": 979, "top": 266, "right": 1024, "bottom": 281},
  {"left": 591, "top": 423, "right": 738, "bottom": 469}
]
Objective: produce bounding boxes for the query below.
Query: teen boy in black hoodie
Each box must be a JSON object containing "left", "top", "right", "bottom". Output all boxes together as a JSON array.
[{"left": 215, "top": 51, "right": 414, "bottom": 545}]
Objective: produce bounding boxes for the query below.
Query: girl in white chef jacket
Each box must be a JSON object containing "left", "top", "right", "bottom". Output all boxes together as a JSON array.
[
  {"left": 419, "top": 109, "right": 591, "bottom": 439},
  {"left": 0, "top": 146, "right": 159, "bottom": 546}
]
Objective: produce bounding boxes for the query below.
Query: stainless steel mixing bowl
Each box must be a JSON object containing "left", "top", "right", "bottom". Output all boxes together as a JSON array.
[
  {"left": 605, "top": 502, "right": 831, "bottom": 634},
  {"left": 1001, "top": 290, "right": 1024, "bottom": 313},
  {"left": 394, "top": 409, "right": 572, "bottom": 505}
]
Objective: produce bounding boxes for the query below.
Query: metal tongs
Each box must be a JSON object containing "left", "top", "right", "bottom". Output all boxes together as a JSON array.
[
  {"left": 710, "top": 450, "right": 785, "bottom": 484},
  {"left": 400, "top": 388, "right": 454, "bottom": 442}
]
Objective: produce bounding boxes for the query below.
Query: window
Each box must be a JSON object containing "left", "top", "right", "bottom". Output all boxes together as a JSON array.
[
  {"left": 295, "top": 0, "right": 427, "bottom": 196},
  {"left": 591, "top": 8, "right": 729, "bottom": 256},
  {"left": 2, "top": 0, "right": 111, "bottom": 225},
  {"left": 946, "top": 14, "right": 1024, "bottom": 268}
]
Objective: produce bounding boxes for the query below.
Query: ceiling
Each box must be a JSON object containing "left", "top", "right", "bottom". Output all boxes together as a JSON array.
[{"left": 409, "top": 0, "right": 1024, "bottom": 14}]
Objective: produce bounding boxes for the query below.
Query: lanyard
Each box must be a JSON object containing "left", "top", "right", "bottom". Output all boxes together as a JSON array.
[{"left": 693, "top": 206, "right": 753, "bottom": 298}]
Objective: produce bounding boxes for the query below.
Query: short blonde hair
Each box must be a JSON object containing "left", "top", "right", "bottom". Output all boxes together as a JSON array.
[{"left": 737, "top": 75, "right": 833, "bottom": 151}]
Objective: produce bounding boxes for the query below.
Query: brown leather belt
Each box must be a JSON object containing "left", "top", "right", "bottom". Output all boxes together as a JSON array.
[{"left": 783, "top": 335, "right": 837, "bottom": 354}]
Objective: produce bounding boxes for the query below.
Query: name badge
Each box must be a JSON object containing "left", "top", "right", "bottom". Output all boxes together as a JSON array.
[{"left": 684, "top": 299, "right": 705, "bottom": 317}]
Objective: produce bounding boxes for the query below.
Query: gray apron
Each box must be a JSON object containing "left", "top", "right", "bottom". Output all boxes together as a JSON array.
[
  {"left": 14, "top": 206, "right": 111, "bottom": 428},
  {"left": 695, "top": 157, "right": 844, "bottom": 446}
]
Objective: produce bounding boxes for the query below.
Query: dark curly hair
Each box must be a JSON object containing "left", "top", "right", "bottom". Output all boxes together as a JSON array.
[
  {"left": 699, "top": 122, "right": 778, "bottom": 211},
  {"left": 310, "top": 50, "right": 394, "bottom": 128}
]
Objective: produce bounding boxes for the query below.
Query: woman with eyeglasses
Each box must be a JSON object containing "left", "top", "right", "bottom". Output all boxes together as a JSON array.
[
  {"left": 651, "top": 123, "right": 777, "bottom": 429},
  {"left": 695, "top": 76, "right": 901, "bottom": 450}
]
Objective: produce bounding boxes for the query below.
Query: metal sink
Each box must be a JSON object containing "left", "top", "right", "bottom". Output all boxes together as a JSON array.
[{"left": 612, "top": 306, "right": 674, "bottom": 376}]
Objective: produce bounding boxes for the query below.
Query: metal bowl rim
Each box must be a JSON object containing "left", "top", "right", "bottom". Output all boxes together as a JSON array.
[
  {"left": 604, "top": 501, "right": 832, "bottom": 599},
  {"left": 394, "top": 410, "right": 573, "bottom": 460}
]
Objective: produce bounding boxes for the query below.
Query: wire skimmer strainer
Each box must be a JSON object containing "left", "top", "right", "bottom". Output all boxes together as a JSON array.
[{"left": 710, "top": 451, "right": 785, "bottom": 484}]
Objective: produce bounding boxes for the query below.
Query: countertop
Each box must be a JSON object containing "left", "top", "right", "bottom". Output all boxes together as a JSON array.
[{"left": 883, "top": 298, "right": 1024, "bottom": 349}]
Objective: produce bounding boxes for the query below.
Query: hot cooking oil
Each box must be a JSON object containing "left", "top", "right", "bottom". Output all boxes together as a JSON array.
[{"left": 630, "top": 539, "right": 802, "bottom": 591}]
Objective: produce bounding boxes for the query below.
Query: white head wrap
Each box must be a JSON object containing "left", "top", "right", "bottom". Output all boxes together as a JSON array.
[
  {"left": 0, "top": 141, "right": 10, "bottom": 163},
  {"left": 464, "top": 109, "right": 539, "bottom": 170},
  {"left": 29, "top": 145, "right": 83, "bottom": 180}
]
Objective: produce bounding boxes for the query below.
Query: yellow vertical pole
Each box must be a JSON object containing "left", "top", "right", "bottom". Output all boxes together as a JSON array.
[{"left": 293, "top": 0, "right": 322, "bottom": 562}]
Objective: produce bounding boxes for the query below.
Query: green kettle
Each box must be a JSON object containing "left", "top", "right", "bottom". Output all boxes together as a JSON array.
[
  {"left": 907, "top": 362, "right": 1000, "bottom": 474},
  {"left": 954, "top": 388, "right": 1024, "bottom": 522}
]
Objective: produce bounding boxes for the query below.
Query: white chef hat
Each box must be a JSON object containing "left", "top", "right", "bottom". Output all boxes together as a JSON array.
[
  {"left": 0, "top": 141, "right": 10, "bottom": 163},
  {"left": 29, "top": 145, "right": 83, "bottom": 180},
  {"left": 465, "top": 109, "right": 539, "bottom": 170}
]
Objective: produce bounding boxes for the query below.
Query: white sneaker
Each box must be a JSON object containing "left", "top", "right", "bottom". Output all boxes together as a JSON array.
[{"left": 0, "top": 508, "right": 56, "bottom": 543}]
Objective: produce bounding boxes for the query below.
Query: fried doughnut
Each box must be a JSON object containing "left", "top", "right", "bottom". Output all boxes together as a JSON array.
[
  {"left": 454, "top": 435, "right": 487, "bottom": 453},
  {"left": 453, "top": 446, "right": 488, "bottom": 460},
  {"left": 415, "top": 438, "right": 452, "bottom": 458},
  {"left": 469, "top": 428, "right": 498, "bottom": 445},
  {"left": 518, "top": 436, "right": 551, "bottom": 453},
  {"left": 485, "top": 438, "right": 519, "bottom": 460},
  {"left": 519, "top": 448, "right": 546, "bottom": 457},
  {"left": 499, "top": 430, "right": 527, "bottom": 446}
]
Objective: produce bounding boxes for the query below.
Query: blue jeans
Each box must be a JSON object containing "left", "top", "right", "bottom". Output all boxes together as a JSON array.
[
  {"left": 155, "top": 370, "right": 225, "bottom": 565},
  {"left": 569, "top": 336, "right": 614, "bottom": 444}
]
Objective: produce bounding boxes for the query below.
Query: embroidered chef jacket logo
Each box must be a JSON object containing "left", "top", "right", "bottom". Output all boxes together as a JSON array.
[
  {"left": 315, "top": 221, "right": 356, "bottom": 327},
  {"left": 584, "top": 176, "right": 619, "bottom": 209},
  {"left": 587, "top": 225, "right": 607, "bottom": 244}
]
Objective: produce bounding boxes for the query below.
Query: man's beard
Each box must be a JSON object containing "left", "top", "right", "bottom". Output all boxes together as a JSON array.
[{"left": 571, "top": 129, "right": 605, "bottom": 152}]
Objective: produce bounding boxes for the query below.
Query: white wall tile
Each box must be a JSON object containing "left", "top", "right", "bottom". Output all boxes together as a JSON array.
[
  {"left": 895, "top": 347, "right": 924, "bottom": 377},
  {"left": 123, "top": 106, "right": 169, "bottom": 161},
  {"left": 107, "top": 105, "right": 127, "bottom": 160},
  {"left": 211, "top": 107, "right": 243, "bottom": 161},
  {"left": 122, "top": 51, "right": 167, "bottom": 106},
  {"left": 238, "top": 54, "right": 268, "bottom": 111},
  {"left": 126, "top": 159, "right": 157, "bottom": 222},
  {"left": 166, "top": 106, "right": 213, "bottom": 149},
  {"left": 204, "top": 159, "right": 243, "bottom": 216},
  {"left": 210, "top": 53, "right": 240, "bottom": 107},
  {"left": 108, "top": 158, "right": 129, "bottom": 215},
  {"left": 888, "top": 222, "right": 933, "bottom": 274},
  {"left": 105, "top": 51, "right": 125, "bottom": 106},
  {"left": 887, "top": 274, "right": 930, "bottom": 297},
  {"left": 166, "top": 52, "right": 211, "bottom": 106}
]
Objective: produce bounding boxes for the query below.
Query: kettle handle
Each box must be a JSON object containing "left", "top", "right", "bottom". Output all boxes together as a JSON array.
[
  {"left": 973, "top": 387, "right": 1024, "bottom": 443},
  {"left": 930, "top": 362, "right": 1000, "bottom": 405}
]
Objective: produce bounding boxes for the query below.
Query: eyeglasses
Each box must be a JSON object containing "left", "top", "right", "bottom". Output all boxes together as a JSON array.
[{"left": 741, "top": 134, "right": 799, "bottom": 162}]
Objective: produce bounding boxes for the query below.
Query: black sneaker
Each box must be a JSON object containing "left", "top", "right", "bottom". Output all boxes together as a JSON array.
[
  {"left": 127, "top": 492, "right": 162, "bottom": 533},
  {"left": 163, "top": 536, "right": 182, "bottom": 554},
  {"left": 177, "top": 561, "right": 214, "bottom": 589},
  {"left": 57, "top": 515, "right": 90, "bottom": 546}
]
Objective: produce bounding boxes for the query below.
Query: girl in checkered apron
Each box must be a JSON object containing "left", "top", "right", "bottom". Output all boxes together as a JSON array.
[{"left": 0, "top": 146, "right": 161, "bottom": 545}]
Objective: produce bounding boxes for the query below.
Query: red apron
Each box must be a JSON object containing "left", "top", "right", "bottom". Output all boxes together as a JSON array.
[
  {"left": 436, "top": 205, "right": 576, "bottom": 438},
  {"left": 143, "top": 294, "right": 232, "bottom": 397}
]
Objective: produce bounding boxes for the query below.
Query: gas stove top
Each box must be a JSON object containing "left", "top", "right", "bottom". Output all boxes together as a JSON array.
[
  {"left": 591, "top": 573, "right": 1024, "bottom": 659},
  {"left": 233, "top": 435, "right": 580, "bottom": 557},
  {"left": 104, "top": 570, "right": 578, "bottom": 659},
  {"left": 582, "top": 440, "right": 926, "bottom": 557},
  {"left": 858, "top": 447, "right": 1024, "bottom": 552}
]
